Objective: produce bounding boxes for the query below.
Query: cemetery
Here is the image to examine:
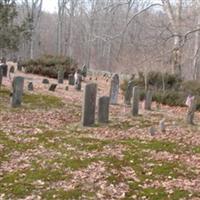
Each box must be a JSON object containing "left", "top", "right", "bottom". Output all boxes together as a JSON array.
[
  {"left": 0, "top": 62, "right": 200, "bottom": 199},
  {"left": 1, "top": 0, "right": 200, "bottom": 199}
]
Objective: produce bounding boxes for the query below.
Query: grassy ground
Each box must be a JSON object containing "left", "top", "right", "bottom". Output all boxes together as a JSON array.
[{"left": 0, "top": 86, "right": 200, "bottom": 200}]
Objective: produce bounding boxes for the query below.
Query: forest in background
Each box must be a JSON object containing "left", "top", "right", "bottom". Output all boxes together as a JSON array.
[{"left": 1, "top": 0, "right": 200, "bottom": 80}]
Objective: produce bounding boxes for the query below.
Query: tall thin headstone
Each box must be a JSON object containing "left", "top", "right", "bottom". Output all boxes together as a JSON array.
[
  {"left": 11, "top": 76, "right": 24, "bottom": 107},
  {"left": 82, "top": 83, "right": 97, "bottom": 126},
  {"left": 58, "top": 69, "right": 64, "bottom": 84},
  {"left": 68, "top": 74, "right": 75, "bottom": 85},
  {"left": 144, "top": 90, "right": 153, "bottom": 110},
  {"left": 110, "top": 74, "right": 119, "bottom": 105},
  {"left": 186, "top": 96, "right": 196, "bottom": 125},
  {"left": 75, "top": 74, "right": 82, "bottom": 91},
  {"left": 125, "top": 80, "right": 134, "bottom": 105},
  {"left": 0, "top": 66, "right": 3, "bottom": 88},
  {"left": 98, "top": 96, "right": 110, "bottom": 123},
  {"left": 132, "top": 86, "right": 140, "bottom": 116}
]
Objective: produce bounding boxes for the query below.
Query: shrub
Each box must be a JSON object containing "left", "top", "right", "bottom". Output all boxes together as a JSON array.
[
  {"left": 181, "top": 80, "right": 200, "bottom": 96},
  {"left": 22, "top": 55, "right": 77, "bottom": 78}
]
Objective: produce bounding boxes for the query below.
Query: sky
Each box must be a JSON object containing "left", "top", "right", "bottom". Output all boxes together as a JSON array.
[{"left": 43, "top": 0, "right": 57, "bottom": 13}]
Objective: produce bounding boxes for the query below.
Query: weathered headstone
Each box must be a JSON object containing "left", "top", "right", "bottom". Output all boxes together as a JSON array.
[
  {"left": 186, "top": 97, "right": 196, "bottom": 125},
  {"left": 149, "top": 126, "right": 156, "bottom": 136},
  {"left": 0, "top": 64, "right": 8, "bottom": 77},
  {"left": 28, "top": 82, "right": 34, "bottom": 91},
  {"left": 110, "top": 74, "right": 119, "bottom": 105},
  {"left": 49, "top": 84, "right": 57, "bottom": 91},
  {"left": 125, "top": 80, "right": 134, "bottom": 105},
  {"left": 75, "top": 74, "right": 82, "bottom": 91},
  {"left": 68, "top": 74, "right": 75, "bottom": 85},
  {"left": 11, "top": 76, "right": 24, "bottom": 107},
  {"left": 144, "top": 90, "right": 153, "bottom": 110},
  {"left": 0, "top": 66, "right": 3, "bottom": 88},
  {"left": 98, "top": 96, "right": 110, "bottom": 123},
  {"left": 65, "top": 86, "right": 69, "bottom": 91},
  {"left": 58, "top": 69, "right": 64, "bottom": 84},
  {"left": 9, "top": 66, "right": 15, "bottom": 80},
  {"left": 159, "top": 118, "right": 166, "bottom": 133},
  {"left": 42, "top": 79, "right": 49, "bottom": 84},
  {"left": 132, "top": 86, "right": 140, "bottom": 116},
  {"left": 82, "top": 83, "right": 97, "bottom": 126},
  {"left": 81, "top": 64, "right": 87, "bottom": 78}
]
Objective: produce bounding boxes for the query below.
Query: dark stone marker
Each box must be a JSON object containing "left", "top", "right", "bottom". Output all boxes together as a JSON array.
[
  {"left": 58, "top": 70, "right": 64, "bottom": 84},
  {"left": 132, "top": 86, "right": 140, "bottom": 116},
  {"left": 0, "top": 64, "right": 8, "bottom": 77},
  {"left": 82, "top": 83, "right": 97, "bottom": 126},
  {"left": 144, "top": 90, "right": 153, "bottom": 110},
  {"left": 11, "top": 76, "right": 24, "bottom": 107},
  {"left": 49, "top": 84, "right": 57, "bottom": 91},
  {"left": 65, "top": 86, "right": 69, "bottom": 91},
  {"left": 125, "top": 80, "right": 134, "bottom": 105},
  {"left": 42, "top": 79, "right": 49, "bottom": 84},
  {"left": 68, "top": 74, "right": 75, "bottom": 85},
  {"left": 28, "top": 82, "right": 34, "bottom": 91},
  {"left": 0, "top": 66, "right": 3, "bottom": 88},
  {"left": 110, "top": 74, "right": 119, "bottom": 105},
  {"left": 98, "top": 96, "right": 110, "bottom": 123}
]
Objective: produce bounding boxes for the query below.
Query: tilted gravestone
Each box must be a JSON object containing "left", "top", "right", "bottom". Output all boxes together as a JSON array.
[
  {"left": 144, "top": 90, "right": 153, "bottom": 110},
  {"left": 125, "top": 80, "right": 134, "bottom": 105},
  {"left": 98, "top": 96, "right": 110, "bottom": 123},
  {"left": 109, "top": 74, "right": 119, "bottom": 105},
  {"left": 49, "top": 84, "right": 57, "bottom": 91},
  {"left": 58, "top": 69, "right": 64, "bottom": 84},
  {"left": 42, "top": 79, "right": 49, "bottom": 84},
  {"left": 132, "top": 86, "right": 140, "bottom": 116},
  {"left": 11, "top": 76, "right": 24, "bottom": 107},
  {"left": 28, "top": 82, "right": 34, "bottom": 91},
  {"left": 68, "top": 74, "right": 75, "bottom": 85},
  {"left": 82, "top": 83, "right": 97, "bottom": 126},
  {"left": 186, "top": 97, "right": 196, "bottom": 125},
  {"left": 75, "top": 74, "right": 82, "bottom": 91},
  {"left": 0, "top": 66, "right": 3, "bottom": 88},
  {"left": 159, "top": 118, "right": 166, "bottom": 133}
]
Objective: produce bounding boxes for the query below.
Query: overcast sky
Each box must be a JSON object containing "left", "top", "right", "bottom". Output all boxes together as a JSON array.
[{"left": 43, "top": 0, "right": 57, "bottom": 13}]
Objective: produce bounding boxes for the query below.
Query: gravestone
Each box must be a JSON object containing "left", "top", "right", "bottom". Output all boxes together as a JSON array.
[
  {"left": 159, "top": 118, "right": 166, "bottom": 133},
  {"left": 144, "top": 90, "right": 153, "bottom": 110},
  {"left": 82, "top": 83, "right": 97, "bottom": 126},
  {"left": 68, "top": 74, "right": 75, "bottom": 85},
  {"left": 49, "top": 84, "right": 57, "bottom": 91},
  {"left": 186, "top": 97, "right": 196, "bottom": 125},
  {"left": 11, "top": 76, "right": 24, "bottom": 107},
  {"left": 0, "top": 67, "right": 3, "bottom": 88},
  {"left": 98, "top": 96, "right": 110, "bottom": 123},
  {"left": 0, "top": 64, "right": 8, "bottom": 77},
  {"left": 58, "top": 69, "right": 64, "bottom": 84},
  {"left": 9, "top": 66, "right": 15, "bottom": 80},
  {"left": 149, "top": 126, "right": 156, "bottom": 136},
  {"left": 65, "top": 86, "right": 69, "bottom": 91},
  {"left": 42, "top": 79, "right": 49, "bottom": 84},
  {"left": 132, "top": 86, "right": 140, "bottom": 116},
  {"left": 75, "top": 74, "right": 82, "bottom": 91},
  {"left": 81, "top": 64, "right": 87, "bottom": 78},
  {"left": 28, "top": 82, "right": 34, "bottom": 91},
  {"left": 109, "top": 74, "right": 119, "bottom": 105},
  {"left": 125, "top": 80, "right": 134, "bottom": 105}
]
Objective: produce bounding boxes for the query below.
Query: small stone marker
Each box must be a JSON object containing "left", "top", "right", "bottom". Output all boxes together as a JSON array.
[
  {"left": 65, "top": 86, "right": 69, "bottom": 91},
  {"left": 186, "top": 96, "right": 196, "bottom": 125},
  {"left": 98, "top": 96, "right": 110, "bottom": 123},
  {"left": 82, "top": 83, "right": 97, "bottom": 126},
  {"left": 42, "top": 79, "right": 49, "bottom": 84},
  {"left": 132, "top": 86, "right": 140, "bottom": 116},
  {"left": 11, "top": 76, "right": 24, "bottom": 107},
  {"left": 110, "top": 74, "right": 119, "bottom": 105},
  {"left": 149, "top": 126, "right": 156, "bottom": 136},
  {"left": 9, "top": 66, "right": 15, "bottom": 80},
  {"left": 159, "top": 118, "right": 166, "bottom": 133},
  {"left": 125, "top": 80, "right": 134, "bottom": 105},
  {"left": 144, "top": 90, "right": 153, "bottom": 110},
  {"left": 28, "top": 82, "right": 34, "bottom": 91},
  {"left": 58, "top": 69, "right": 64, "bottom": 84},
  {"left": 49, "top": 84, "right": 57, "bottom": 91},
  {"left": 68, "top": 74, "right": 75, "bottom": 85},
  {"left": 0, "top": 66, "right": 3, "bottom": 88}
]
